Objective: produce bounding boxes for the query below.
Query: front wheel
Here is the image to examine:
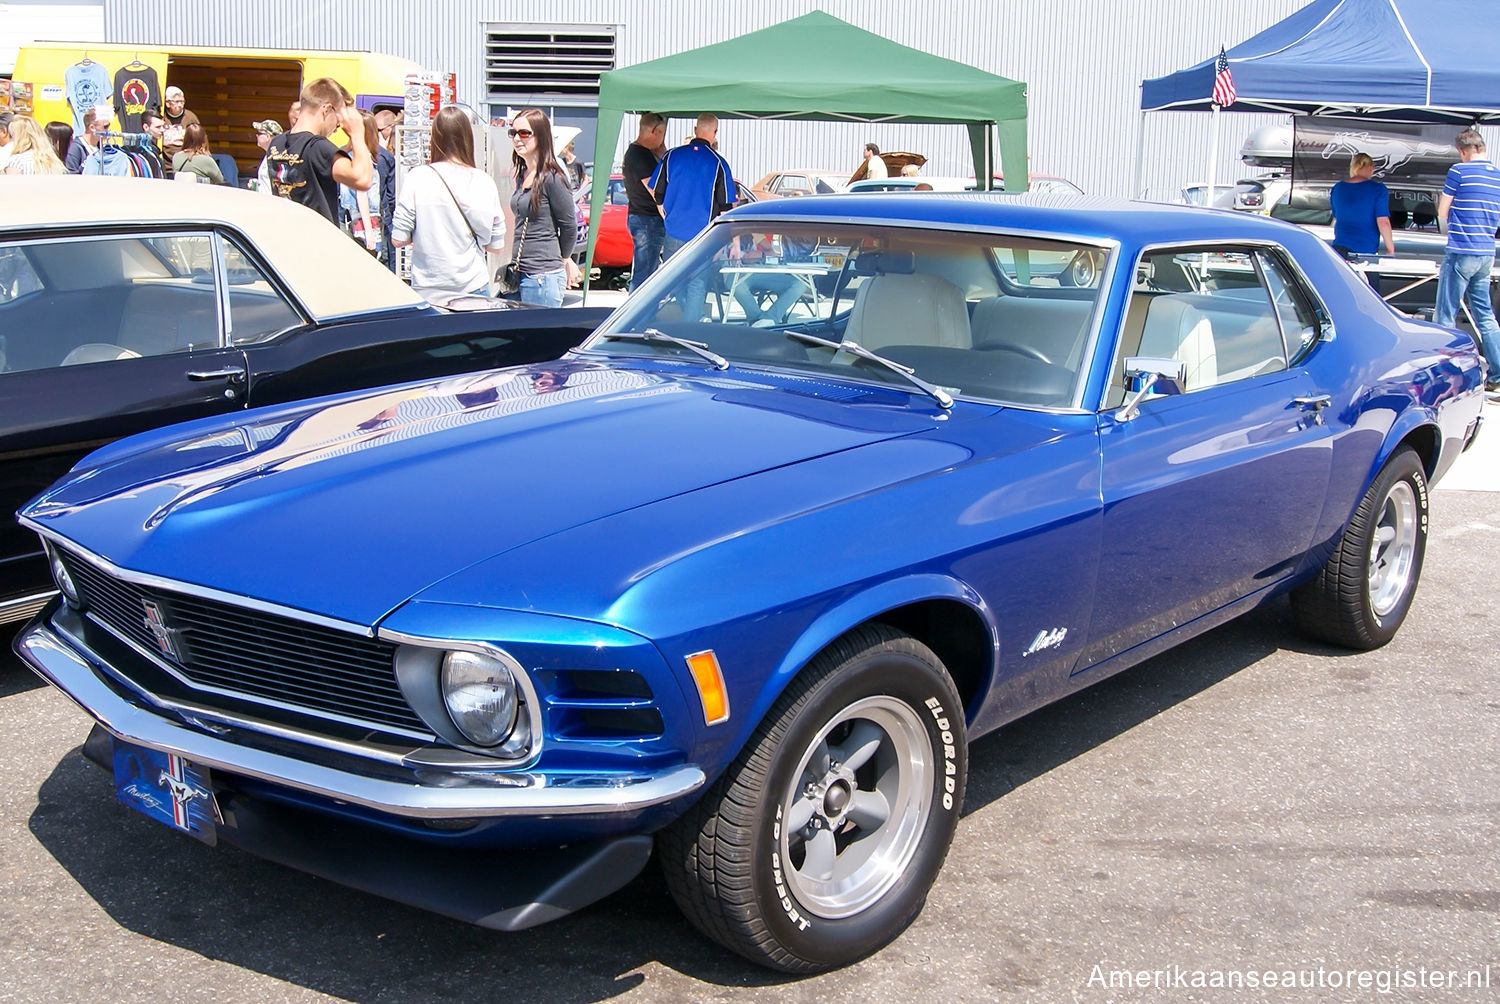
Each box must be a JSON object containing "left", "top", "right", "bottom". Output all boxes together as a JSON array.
[
  {"left": 1292, "top": 447, "right": 1429, "bottom": 649},
  {"left": 659, "top": 624, "right": 966, "bottom": 973}
]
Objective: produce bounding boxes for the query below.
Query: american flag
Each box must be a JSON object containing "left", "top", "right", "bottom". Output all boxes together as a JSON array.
[{"left": 1212, "top": 47, "right": 1237, "bottom": 107}]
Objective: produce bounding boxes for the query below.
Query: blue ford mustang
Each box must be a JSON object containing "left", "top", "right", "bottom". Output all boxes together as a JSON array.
[{"left": 14, "top": 195, "right": 1485, "bottom": 972}]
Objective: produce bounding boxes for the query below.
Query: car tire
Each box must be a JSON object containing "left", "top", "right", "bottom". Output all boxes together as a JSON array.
[
  {"left": 1292, "top": 447, "right": 1428, "bottom": 649},
  {"left": 659, "top": 623, "right": 966, "bottom": 973}
]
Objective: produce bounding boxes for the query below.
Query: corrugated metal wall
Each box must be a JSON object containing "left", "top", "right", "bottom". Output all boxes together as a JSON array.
[{"left": 102, "top": 0, "right": 1306, "bottom": 199}]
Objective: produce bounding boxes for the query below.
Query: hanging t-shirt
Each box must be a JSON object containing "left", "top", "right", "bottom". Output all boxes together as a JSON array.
[
  {"left": 266, "top": 131, "right": 348, "bottom": 223},
  {"left": 65, "top": 60, "right": 111, "bottom": 134},
  {"left": 113, "top": 64, "right": 162, "bottom": 132}
]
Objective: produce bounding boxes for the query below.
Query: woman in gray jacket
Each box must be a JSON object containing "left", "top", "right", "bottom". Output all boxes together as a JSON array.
[{"left": 504, "top": 108, "right": 580, "bottom": 307}]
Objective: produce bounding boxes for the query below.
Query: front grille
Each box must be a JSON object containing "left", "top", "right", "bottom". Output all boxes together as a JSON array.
[{"left": 60, "top": 551, "right": 428, "bottom": 737}]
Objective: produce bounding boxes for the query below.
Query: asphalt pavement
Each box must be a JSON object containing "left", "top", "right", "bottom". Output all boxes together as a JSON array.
[{"left": 2, "top": 405, "right": 1497, "bottom": 1002}]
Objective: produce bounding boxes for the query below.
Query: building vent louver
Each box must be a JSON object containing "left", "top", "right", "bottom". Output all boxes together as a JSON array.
[{"left": 483, "top": 23, "right": 616, "bottom": 105}]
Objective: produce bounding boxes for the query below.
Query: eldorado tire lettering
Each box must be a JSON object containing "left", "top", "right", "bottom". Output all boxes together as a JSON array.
[{"left": 925, "top": 696, "right": 959, "bottom": 810}]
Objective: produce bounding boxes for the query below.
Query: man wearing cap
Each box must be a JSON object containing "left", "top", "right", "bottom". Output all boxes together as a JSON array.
[
  {"left": 252, "top": 119, "right": 283, "bottom": 193},
  {"left": 161, "top": 85, "right": 200, "bottom": 174}
]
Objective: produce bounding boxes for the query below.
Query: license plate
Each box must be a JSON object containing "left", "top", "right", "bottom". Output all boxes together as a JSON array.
[
  {"left": 820, "top": 253, "right": 845, "bottom": 269},
  {"left": 112, "top": 740, "right": 221, "bottom": 845}
]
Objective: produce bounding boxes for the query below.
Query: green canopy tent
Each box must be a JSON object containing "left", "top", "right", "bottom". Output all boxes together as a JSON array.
[{"left": 586, "top": 11, "right": 1029, "bottom": 280}]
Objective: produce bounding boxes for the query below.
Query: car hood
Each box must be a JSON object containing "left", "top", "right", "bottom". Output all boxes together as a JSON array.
[{"left": 23, "top": 360, "right": 957, "bottom": 626}]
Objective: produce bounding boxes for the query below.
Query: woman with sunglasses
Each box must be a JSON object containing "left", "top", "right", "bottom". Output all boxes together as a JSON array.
[
  {"left": 391, "top": 105, "right": 506, "bottom": 297},
  {"left": 505, "top": 109, "right": 581, "bottom": 306}
]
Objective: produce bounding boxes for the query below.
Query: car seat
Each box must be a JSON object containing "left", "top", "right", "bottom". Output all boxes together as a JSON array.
[{"left": 845, "top": 273, "right": 970, "bottom": 352}]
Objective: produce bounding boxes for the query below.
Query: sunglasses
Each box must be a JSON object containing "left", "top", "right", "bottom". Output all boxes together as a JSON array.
[{"left": 508, "top": 127, "right": 533, "bottom": 139}]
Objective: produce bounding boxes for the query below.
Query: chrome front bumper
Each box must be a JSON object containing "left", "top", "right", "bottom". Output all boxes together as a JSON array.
[{"left": 16, "top": 619, "right": 705, "bottom": 820}]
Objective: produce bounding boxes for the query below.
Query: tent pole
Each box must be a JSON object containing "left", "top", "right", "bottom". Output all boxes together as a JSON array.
[
  {"left": 1207, "top": 104, "right": 1221, "bottom": 208},
  {"left": 1131, "top": 106, "right": 1146, "bottom": 199},
  {"left": 986, "top": 126, "right": 994, "bottom": 190}
]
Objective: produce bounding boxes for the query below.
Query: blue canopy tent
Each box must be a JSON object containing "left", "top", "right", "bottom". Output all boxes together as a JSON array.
[
  {"left": 1134, "top": 0, "right": 1500, "bottom": 198},
  {"left": 1142, "top": 0, "right": 1500, "bottom": 122}
]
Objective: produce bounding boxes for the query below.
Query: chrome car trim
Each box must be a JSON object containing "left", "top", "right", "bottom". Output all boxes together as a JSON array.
[
  {"left": 709, "top": 211, "right": 1123, "bottom": 253},
  {"left": 18, "top": 621, "right": 706, "bottom": 819},
  {"left": 1108, "top": 237, "right": 1334, "bottom": 411},
  {"left": 211, "top": 226, "right": 232, "bottom": 345},
  {"left": 0, "top": 590, "right": 55, "bottom": 625},
  {"left": 314, "top": 304, "right": 436, "bottom": 324},
  {"left": 20, "top": 521, "right": 376, "bottom": 637},
  {"left": 383, "top": 631, "right": 545, "bottom": 766},
  {"left": 71, "top": 607, "right": 438, "bottom": 744}
]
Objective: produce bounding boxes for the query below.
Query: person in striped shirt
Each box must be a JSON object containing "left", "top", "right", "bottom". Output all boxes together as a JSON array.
[{"left": 1436, "top": 129, "right": 1500, "bottom": 389}]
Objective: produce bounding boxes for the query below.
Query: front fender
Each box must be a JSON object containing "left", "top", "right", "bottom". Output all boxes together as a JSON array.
[{"left": 742, "top": 573, "right": 996, "bottom": 739}]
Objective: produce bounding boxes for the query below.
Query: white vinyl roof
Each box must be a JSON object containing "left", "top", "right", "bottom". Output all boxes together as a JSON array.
[{"left": 2, "top": 176, "right": 424, "bottom": 320}]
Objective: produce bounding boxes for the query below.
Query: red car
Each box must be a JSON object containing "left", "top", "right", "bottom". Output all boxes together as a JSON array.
[{"left": 579, "top": 174, "right": 757, "bottom": 277}]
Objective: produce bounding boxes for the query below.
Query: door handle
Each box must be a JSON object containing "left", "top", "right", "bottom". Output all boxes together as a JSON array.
[
  {"left": 1293, "top": 394, "right": 1331, "bottom": 425},
  {"left": 186, "top": 366, "right": 246, "bottom": 382}
]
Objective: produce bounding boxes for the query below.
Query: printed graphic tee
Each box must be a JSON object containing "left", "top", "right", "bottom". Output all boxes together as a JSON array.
[
  {"left": 113, "top": 64, "right": 162, "bottom": 132},
  {"left": 267, "top": 131, "right": 348, "bottom": 223},
  {"left": 65, "top": 60, "right": 111, "bottom": 134}
]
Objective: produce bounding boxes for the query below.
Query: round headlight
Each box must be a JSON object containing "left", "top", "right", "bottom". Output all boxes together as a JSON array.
[
  {"left": 47, "top": 546, "right": 81, "bottom": 608},
  {"left": 441, "top": 650, "right": 519, "bottom": 747}
]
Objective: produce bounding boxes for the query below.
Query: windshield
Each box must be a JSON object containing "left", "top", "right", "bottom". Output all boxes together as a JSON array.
[{"left": 589, "top": 221, "right": 1107, "bottom": 407}]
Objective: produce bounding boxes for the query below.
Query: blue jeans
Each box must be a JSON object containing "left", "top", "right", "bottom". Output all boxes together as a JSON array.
[
  {"left": 661, "top": 234, "right": 707, "bottom": 322},
  {"left": 1435, "top": 252, "right": 1500, "bottom": 377},
  {"left": 517, "top": 267, "right": 566, "bottom": 308},
  {"left": 627, "top": 214, "right": 665, "bottom": 291}
]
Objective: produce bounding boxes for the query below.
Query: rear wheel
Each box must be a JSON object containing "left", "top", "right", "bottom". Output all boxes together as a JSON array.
[
  {"left": 660, "top": 624, "right": 966, "bottom": 973},
  {"left": 1292, "top": 447, "right": 1428, "bottom": 649}
]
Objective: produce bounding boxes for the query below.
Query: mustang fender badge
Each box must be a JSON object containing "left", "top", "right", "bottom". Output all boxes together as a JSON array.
[{"left": 1022, "top": 627, "right": 1068, "bottom": 657}]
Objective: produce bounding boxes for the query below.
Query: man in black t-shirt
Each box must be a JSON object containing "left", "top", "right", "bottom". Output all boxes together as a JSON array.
[
  {"left": 266, "top": 77, "right": 372, "bottom": 224},
  {"left": 621, "top": 112, "right": 667, "bottom": 291}
]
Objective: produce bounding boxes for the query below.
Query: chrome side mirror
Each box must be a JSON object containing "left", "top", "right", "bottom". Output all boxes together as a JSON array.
[{"left": 1117, "top": 356, "right": 1188, "bottom": 421}]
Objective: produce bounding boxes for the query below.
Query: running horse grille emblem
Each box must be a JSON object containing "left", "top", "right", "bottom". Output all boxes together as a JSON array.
[{"left": 141, "top": 599, "right": 181, "bottom": 661}]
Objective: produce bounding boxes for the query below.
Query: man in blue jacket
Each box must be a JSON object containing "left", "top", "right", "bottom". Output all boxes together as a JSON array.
[{"left": 652, "top": 114, "right": 736, "bottom": 321}]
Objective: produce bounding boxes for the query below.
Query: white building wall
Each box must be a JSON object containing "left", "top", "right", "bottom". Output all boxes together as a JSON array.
[
  {"left": 2, "top": 0, "right": 104, "bottom": 75},
  {"left": 100, "top": 0, "right": 1307, "bottom": 200}
]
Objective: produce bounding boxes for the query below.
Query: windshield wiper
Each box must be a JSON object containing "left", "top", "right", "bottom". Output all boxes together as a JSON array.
[
  {"left": 785, "top": 330, "right": 954, "bottom": 408},
  {"left": 596, "top": 328, "right": 729, "bottom": 370}
]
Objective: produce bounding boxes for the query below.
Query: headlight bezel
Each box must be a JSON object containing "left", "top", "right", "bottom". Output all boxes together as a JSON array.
[
  {"left": 44, "top": 541, "right": 82, "bottom": 608},
  {"left": 391, "top": 639, "right": 539, "bottom": 762}
]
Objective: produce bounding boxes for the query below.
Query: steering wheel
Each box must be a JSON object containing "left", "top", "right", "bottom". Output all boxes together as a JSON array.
[{"left": 978, "top": 341, "right": 1051, "bottom": 365}]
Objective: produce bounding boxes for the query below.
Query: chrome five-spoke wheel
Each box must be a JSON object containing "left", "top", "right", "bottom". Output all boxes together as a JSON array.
[
  {"left": 659, "top": 624, "right": 967, "bottom": 973},
  {"left": 1368, "top": 479, "right": 1418, "bottom": 617},
  {"left": 779, "top": 696, "right": 931, "bottom": 919}
]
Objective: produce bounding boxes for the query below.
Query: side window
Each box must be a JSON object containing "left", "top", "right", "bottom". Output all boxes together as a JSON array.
[
  {"left": 1256, "top": 249, "right": 1320, "bottom": 360},
  {"left": 0, "top": 233, "right": 219, "bottom": 373},
  {"left": 219, "top": 235, "right": 302, "bottom": 345},
  {"left": 0, "top": 245, "right": 44, "bottom": 303},
  {"left": 1108, "top": 247, "right": 1290, "bottom": 407}
]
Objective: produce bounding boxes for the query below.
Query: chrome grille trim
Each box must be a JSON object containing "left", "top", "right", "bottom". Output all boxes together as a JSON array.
[
  {"left": 0, "top": 590, "right": 55, "bottom": 625},
  {"left": 48, "top": 542, "right": 433, "bottom": 741}
]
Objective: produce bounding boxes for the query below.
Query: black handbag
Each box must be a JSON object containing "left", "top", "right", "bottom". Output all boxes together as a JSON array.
[{"left": 497, "top": 205, "right": 528, "bottom": 295}]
